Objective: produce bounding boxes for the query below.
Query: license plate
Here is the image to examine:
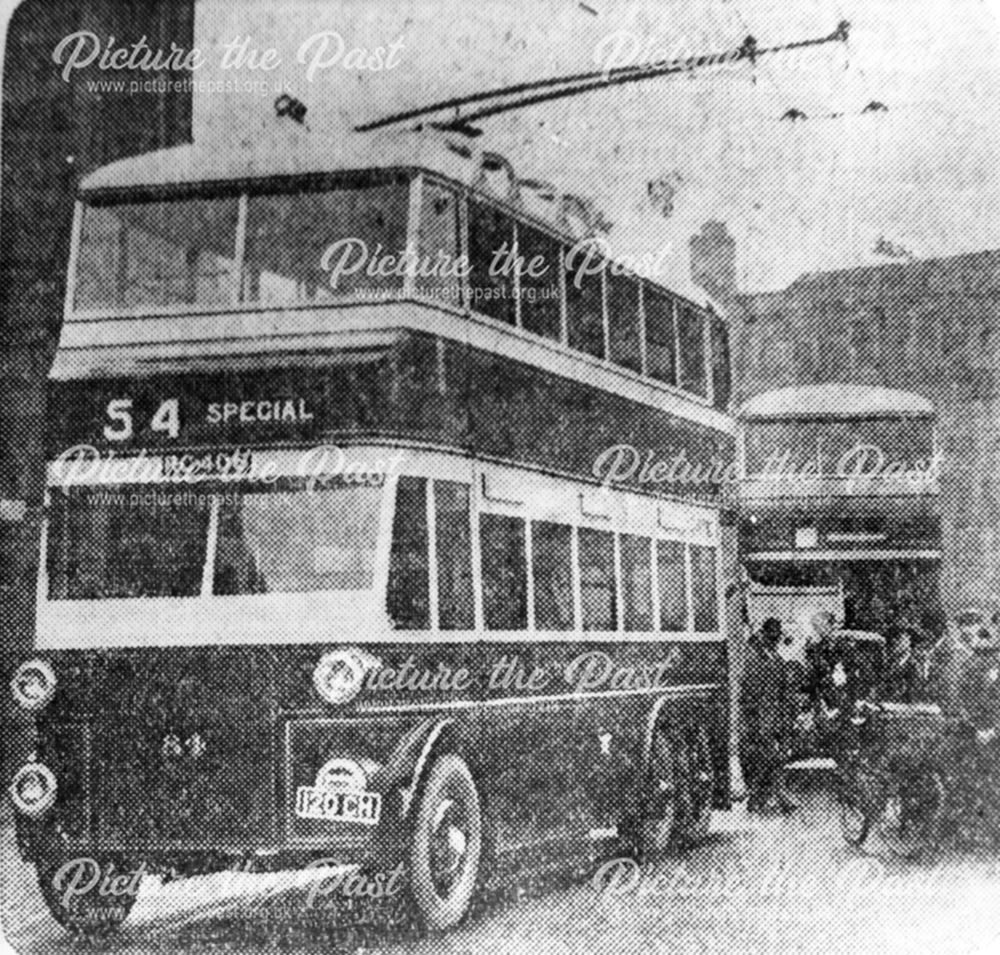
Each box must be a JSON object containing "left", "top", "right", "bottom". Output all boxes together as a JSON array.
[{"left": 295, "top": 786, "right": 382, "bottom": 825}]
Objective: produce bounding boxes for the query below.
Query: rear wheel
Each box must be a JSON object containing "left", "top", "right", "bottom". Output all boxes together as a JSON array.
[
  {"left": 409, "top": 753, "right": 482, "bottom": 931},
  {"left": 36, "top": 850, "right": 139, "bottom": 937},
  {"left": 629, "top": 725, "right": 679, "bottom": 860},
  {"left": 675, "top": 727, "right": 715, "bottom": 845}
]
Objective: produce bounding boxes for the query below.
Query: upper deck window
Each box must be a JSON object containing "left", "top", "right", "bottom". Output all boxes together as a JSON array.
[
  {"left": 517, "top": 224, "right": 562, "bottom": 342},
  {"left": 244, "top": 179, "right": 409, "bottom": 304},
  {"left": 467, "top": 199, "right": 516, "bottom": 326},
  {"left": 677, "top": 305, "right": 707, "bottom": 398},
  {"left": 71, "top": 173, "right": 728, "bottom": 408},
  {"left": 709, "top": 314, "right": 731, "bottom": 410},
  {"left": 644, "top": 289, "right": 677, "bottom": 387},
  {"left": 607, "top": 273, "right": 642, "bottom": 373},
  {"left": 565, "top": 242, "right": 605, "bottom": 359},
  {"left": 75, "top": 194, "right": 239, "bottom": 313},
  {"left": 416, "top": 183, "right": 463, "bottom": 306},
  {"left": 743, "top": 417, "right": 935, "bottom": 478}
]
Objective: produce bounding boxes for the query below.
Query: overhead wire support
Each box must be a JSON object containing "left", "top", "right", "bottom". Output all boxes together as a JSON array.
[{"left": 355, "top": 20, "right": 851, "bottom": 133}]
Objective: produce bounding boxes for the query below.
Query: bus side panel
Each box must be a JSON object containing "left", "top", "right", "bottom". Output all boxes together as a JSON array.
[{"left": 475, "top": 639, "right": 728, "bottom": 858}]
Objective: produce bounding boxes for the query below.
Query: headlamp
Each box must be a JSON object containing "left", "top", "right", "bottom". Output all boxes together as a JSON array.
[
  {"left": 11, "top": 660, "right": 56, "bottom": 711},
  {"left": 313, "top": 648, "right": 380, "bottom": 705},
  {"left": 9, "top": 759, "right": 57, "bottom": 817}
]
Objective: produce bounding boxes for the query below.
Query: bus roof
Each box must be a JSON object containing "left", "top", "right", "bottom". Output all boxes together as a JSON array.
[
  {"left": 79, "top": 126, "right": 473, "bottom": 192},
  {"left": 75, "top": 123, "right": 719, "bottom": 310},
  {"left": 738, "top": 384, "right": 934, "bottom": 420}
]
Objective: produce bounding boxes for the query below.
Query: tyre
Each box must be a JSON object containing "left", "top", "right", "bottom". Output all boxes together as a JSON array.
[
  {"left": 409, "top": 753, "right": 482, "bottom": 931},
  {"left": 36, "top": 851, "right": 139, "bottom": 937},
  {"left": 675, "top": 727, "right": 715, "bottom": 845},
  {"left": 628, "top": 725, "right": 679, "bottom": 860},
  {"left": 874, "top": 769, "right": 945, "bottom": 860}
]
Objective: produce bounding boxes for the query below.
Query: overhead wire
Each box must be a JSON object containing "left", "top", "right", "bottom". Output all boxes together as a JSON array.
[{"left": 354, "top": 21, "right": 851, "bottom": 132}]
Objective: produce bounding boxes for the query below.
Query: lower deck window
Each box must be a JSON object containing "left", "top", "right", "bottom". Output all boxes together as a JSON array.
[
  {"left": 532, "top": 521, "right": 574, "bottom": 630},
  {"left": 387, "top": 477, "right": 430, "bottom": 629},
  {"left": 480, "top": 513, "right": 527, "bottom": 630},
  {"left": 435, "top": 481, "right": 475, "bottom": 629},
  {"left": 690, "top": 544, "right": 719, "bottom": 631},
  {"left": 47, "top": 481, "right": 383, "bottom": 601},
  {"left": 658, "top": 539, "right": 687, "bottom": 631},
  {"left": 620, "top": 534, "right": 654, "bottom": 631},
  {"left": 578, "top": 527, "right": 617, "bottom": 631},
  {"left": 215, "top": 483, "right": 382, "bottom": 594},
  {"left": 47, "top": 487, "right": 210, "bottom": 599}
]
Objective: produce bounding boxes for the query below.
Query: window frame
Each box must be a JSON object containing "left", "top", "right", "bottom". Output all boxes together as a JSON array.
[
  {"left": 41, "top": 476, "right": 396, "bottom": 605},
  {"left": 40, "top": 451, "right": 723, "bottom": 640},
  {"left": 473, "top": 463, "right": 723, "bottom": 638},
  {"left": 69, "top": 170, "right": 415, "bottom": 321},
  {"left": 412, "top": 177, "right": 719, "bottom": 408},
  {"left": 70, "top": 173, "right": 722, "bottom": 407}
]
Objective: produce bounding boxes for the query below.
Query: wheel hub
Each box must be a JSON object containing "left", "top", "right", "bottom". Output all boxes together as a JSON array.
[{"left": 430, "top": 798, "right": 468, "bottom": 893}]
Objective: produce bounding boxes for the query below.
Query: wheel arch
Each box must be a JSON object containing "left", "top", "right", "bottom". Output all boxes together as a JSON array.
[
  {"left": 391, "top": 717, "right": 482, "bottom": 820},
  {"left": 641, "top": 692, "right": 728, "bottom": 808}
]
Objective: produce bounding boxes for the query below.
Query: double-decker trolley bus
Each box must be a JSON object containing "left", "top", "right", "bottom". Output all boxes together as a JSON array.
[
  {"left": 9, "top": 120, "right": 737, "bottom": 933},
  {"left": 737, "top": 383, "right": 943, "bottom": 658}
]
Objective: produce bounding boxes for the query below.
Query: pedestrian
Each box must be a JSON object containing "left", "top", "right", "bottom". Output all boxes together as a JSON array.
[
  {"left": 948, "top": 624, "right": 1000, "bottom": 839},
  {"left": 955, "top": 626, "right": 1000, "bottom": 731},
  {"left": 804, "top": 611, "right": 876, "bottom": 756},
  {"left": 881, "top": 628, "right": 926, "bottom": 703},
  {"left": 926, "top": 608, "right": 981, "bottom": 716},
  {"left": 740, "top": 617, "right": 798, "bottom": 813}
]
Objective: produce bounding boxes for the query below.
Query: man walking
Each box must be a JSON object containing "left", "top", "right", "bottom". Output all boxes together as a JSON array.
[{"left": 740, "top": 618, "right": 798, "bottom": 813}]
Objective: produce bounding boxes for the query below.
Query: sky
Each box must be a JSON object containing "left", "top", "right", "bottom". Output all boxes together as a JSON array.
[{"left": 192, "top": 0, "right": 1000, "bottom": 292}]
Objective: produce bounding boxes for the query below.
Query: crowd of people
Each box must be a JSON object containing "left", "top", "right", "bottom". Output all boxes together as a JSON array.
[{"left": 738, "top": 607, "right": 1000, "bottom": 814}]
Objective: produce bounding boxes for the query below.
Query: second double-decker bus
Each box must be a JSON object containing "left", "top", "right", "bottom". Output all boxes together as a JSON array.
[
  {"left": 8, "top": 118, "right": 737, "bottom": 934},
  {"left": 737, "top": 383, "right": 943, "bottom": 657}
]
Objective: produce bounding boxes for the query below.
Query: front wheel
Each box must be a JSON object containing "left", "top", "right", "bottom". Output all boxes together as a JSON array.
[
  {"left": 409, "top": 753, "right": 482, "bottom": 931},
  {"left": 36, "top": 851, "right": 140, "bottom": 937}
]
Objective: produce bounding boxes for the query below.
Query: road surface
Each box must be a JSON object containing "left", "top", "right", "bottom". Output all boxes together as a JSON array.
[{"left": 3, "top": 789, "right": 1000, "bottom": 955}]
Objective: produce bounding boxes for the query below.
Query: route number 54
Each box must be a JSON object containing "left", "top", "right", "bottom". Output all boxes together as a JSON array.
[{"left": 104, "top": 398, "right": 180, "bottom": 441}]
